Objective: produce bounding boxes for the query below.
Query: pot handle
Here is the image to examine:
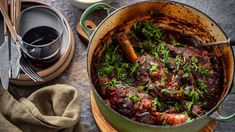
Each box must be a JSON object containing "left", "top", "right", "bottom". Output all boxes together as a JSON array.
[
  {"left": 79, "top": 2, "right": 115, "bottom": 39},
  {"left": 209, "top": 111, "right": 235, "bottom": 123},
  {"left": 208, "top": 90, "right": 235, "bottom": 122}
]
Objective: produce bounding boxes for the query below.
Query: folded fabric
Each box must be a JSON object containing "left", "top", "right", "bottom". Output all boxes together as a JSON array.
[{"left": 0, "top": 84, "right": 82, "bottom": 132}]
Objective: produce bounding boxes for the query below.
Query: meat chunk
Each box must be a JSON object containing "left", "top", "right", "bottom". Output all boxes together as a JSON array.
[
  {"left": 192, "top": 105, "right": 204, "bottom": 116},
  {"left": 153, "top": 112, "right": 187, "bottom": 125}
]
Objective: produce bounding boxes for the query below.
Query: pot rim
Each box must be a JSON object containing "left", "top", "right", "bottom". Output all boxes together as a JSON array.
[{"left": 87, "top": 0, "right": 235, "bottom": 128}]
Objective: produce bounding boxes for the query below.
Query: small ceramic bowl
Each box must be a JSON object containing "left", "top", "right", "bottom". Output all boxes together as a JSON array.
[{"left": 69, "top": 0, "right": 112, "bottom": 9}]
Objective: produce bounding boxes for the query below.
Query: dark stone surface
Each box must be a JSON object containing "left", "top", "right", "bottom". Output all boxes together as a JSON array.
[{"left": 12, "top": 0, "right": 235, "bottom": 131}]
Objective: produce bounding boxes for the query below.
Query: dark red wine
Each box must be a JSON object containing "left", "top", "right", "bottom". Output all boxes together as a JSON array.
[
  {"left": 22, "top": 26, "right": 61, "bottom": 69},
  {"left": 23, "top": 26, "right": 59, "bottom": 45}
]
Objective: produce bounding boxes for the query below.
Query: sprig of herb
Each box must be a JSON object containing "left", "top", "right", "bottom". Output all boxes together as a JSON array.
[
  {"left": 149, "top": 62, "right": 158, "bottom": 73},
  {"left": 178, "top": 86, "right": 184, "bottom": 96},
  {"left": 152, "top": 97, "right": 161, "bottom": 108},
  {"left": 130, "top": 61, "right": 139, "bottom": 75},
  {"left": 130, "top": 32, "right": 139, "bottom": 41},
  {"left": 142, "top": 40, "right": 157, "bottom": 49},
  {"left": 110, "top": 78, "right": 117, "bottom": 87},
  {"left": 186, "top": 101, "right": 193, "bottom": 111},
  {"left": 190, "top": 90, "right": 200, "bottom": 103},
  {"left": 171, "top": 39, "right": 183, "bottom": 46},
  {"left": 161, "top": 88, "right": 174, "bottom": 96},
  {"left": 134, "top": 21, "right": 163, "bottom": 40},
  {"left": 127, "top": 94, "right": 140, "bottom": 103},
  {"left": 197, "top": 66, "right": 210, "bottom": 76},
  {"left": 161, "top": 76, "right": 166, "bottom": 86},
  {"left": 198, "top": 79, "right": 208, "bottom": 90},
  {"left": 157, "top": 42, "right": 170, "bottom": 63},
  {"left": 182, "top": 72, "right": 189, "bottom": 78},
  {"left": 116, "top": 63, "right": 129, "bottom": 78},
  {"left": 172, "top": 55, "right": 182, "bottom": 70},
  {"left": 101, "top": 64, "right": 115, "bottom": 74},
  {"left": 137, "top": 85, "right": 145, "bottom": 90},
  {"left": 182, "top": 61, "right": 191, "bottom": 73},
  {"left": 174, "top": 102, "right": 183, "bottom": 111},
  {"left": 191, "top": 56, "right": 198, "bottom": 63}
]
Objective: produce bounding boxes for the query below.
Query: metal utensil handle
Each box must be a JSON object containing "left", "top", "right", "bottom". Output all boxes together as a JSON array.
[
  {"left": 229, "top": 37, "right": 235, "bottom": 46},
  {"left": 0, "top": 0, "right": 18, "bottom": 42},
  {"left": 15, "top": 0, "right": 21, "bottom": 21},
  {"left": 3, "top": 0, "right": 8, "bottom": 35},
  {"left": 11, "top": 0, "right": 20, "bottom": 27},
  {"left": 10, "top": 0, "right": 15, "bottom": 25}
]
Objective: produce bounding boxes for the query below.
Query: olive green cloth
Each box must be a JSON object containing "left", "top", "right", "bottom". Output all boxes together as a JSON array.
[{"left": 0, "top": 84, "right": 82, "bottom": 132}]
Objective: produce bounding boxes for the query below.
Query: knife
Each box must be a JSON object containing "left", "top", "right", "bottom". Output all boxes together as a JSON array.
[
  {"left": 0, "top": 0, "right": 10, "bottom": 89},
  {"left": 10, "top": 0, "right": 21, "bottom": 78},
  {"left": 0, "top": 0, "right": 21, "bottom": 80}
]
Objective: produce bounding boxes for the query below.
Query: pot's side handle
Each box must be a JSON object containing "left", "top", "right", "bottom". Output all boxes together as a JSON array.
[
  {"left": 79, "top": 2, "right": 115, "bottom": 39},
  {"left": 209, "top": 110, "right": 235, "bottom": 123},
  {"left": 209, "top": 91, "right": 235, "bottom": 122},
  {"left": 229, "top": 37, "right": 235, "bottom": 46}
]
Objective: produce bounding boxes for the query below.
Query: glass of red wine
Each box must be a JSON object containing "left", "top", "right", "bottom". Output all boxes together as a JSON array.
[{"left": 17, "top": 6, "right": 64, "bottom": 68}]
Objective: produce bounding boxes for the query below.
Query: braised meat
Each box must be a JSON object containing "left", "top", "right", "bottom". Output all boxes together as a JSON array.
[{"left": 91, "top": 20, "right": 223, "bottom": 125}]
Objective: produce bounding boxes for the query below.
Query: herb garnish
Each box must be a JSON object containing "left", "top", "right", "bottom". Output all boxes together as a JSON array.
[
  {"left": 149, "top": 62, "right": 158, "bottom": 73},
  {"left": 130, "top": 61, "right": 139, "bottom": 75},
  {"left": 134, "top": 21, "right": 163, "bottom": 40},
  {"left": 171, "top": 39, "right": 183, "bottom": 46}
]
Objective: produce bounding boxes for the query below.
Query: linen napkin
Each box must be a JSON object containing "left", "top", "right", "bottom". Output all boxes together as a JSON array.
[{"left": 0, "top": 84, "right": 83, "bottom": 132}]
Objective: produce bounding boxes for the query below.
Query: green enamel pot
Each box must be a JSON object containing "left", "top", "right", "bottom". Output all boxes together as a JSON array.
[{"left": 81, "top": 1, "right": 235, "bottom": 131}]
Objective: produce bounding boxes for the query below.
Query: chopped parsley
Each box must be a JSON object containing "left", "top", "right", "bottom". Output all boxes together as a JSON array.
[
  {"left": 171, "top": 39, "right": 183, "bottom": 46},
  {"left": 134, "top": 21, "right": 163, "bottom": 41},
  {"left": 130, "top": 61, "right": 139, "bottom": 75},
  {"left": 127, "top": 94, "right": 140, "bottom": 103},
  {"left": 149, "top": 62, "right": 158, "bottom": 73},
  {"left": 101, "top": 65, "right": 115, "bottom": 74}
]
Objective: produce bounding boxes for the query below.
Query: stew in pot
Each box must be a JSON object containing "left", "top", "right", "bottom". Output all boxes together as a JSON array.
[{"left": 91, "top": 15, "right": 223, "bottom": 125}]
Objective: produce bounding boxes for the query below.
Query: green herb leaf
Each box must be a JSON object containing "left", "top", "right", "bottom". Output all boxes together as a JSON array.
[
  {"left": 102, "top": 65, "right": 115, "bottom": 74},
  {"left": 161, "top": 88, "right": 173, "bottom": 96},
  {"left": 110, "top": 78, "right": 117, "bottom": 87},
  {"left": 152, "top": 97, "right": 161, "bottom": 108},
  {"left": 191, "top": 56, "right": 198, "bottom": 63},
  {"left": 190, "top": 90, "right": 200, "bottom": 103},
  {"left": 111, "top": 45, "right": 119, "bottom": 63},
  {"left": 186, "top": 101, "right": 193, "bottom": 111},
  {"left": 149, "top": 62, "right": 158, "bottom": 73},
  {"left": 161, "top": 76, "right": 166, "bottom": 86},
  {"left": 133, "top": 21, "right": 163, "bottom": 41},
  {"left": 127, "top": 94, "right": 140, "bottom": 103},
  {"left": 171, "top": 39, "right": 183, "bottom": 46},
  {"left": 174, "top": 102, "right": 182, "bottom": 111},
  {"left": 197, "top": 66, "right": 210, "bottom": 76},
  {"left": 130, "top": 61, "right": 139, "bottom": 75},
  {"left": 130, "top": 32, "right": 139, "bottom": 41},
  {"left": 198, "top": 79, "right": 208, "bottom": 90},
  {"left": 138, "top": 85, "right": 145, "bottom": 90},
  {"left": 178, "top": 86, "right": 184, "bottom": 96},
  {"left": 172, "top": 55, "right": 182, "bottom": 70},
  {"left": 182, "top": 73, "right": 189, "bottom": 78}
]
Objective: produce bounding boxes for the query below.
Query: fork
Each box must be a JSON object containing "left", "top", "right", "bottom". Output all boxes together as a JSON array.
[
  {"left": 19, "top": 54, "right": 44, "bottom": 82},
  {"left": 182, "top": 34, "right": 235, "bottom": 47}
]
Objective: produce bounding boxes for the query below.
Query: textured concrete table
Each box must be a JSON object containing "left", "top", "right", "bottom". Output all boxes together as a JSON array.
[{"left": 13, "top": 0, "right": 235, "bottom": 131}]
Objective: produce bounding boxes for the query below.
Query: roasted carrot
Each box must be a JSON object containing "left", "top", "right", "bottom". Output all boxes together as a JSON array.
[
  {"left": 117, "top": 33, "right": 137, "bottom": 63},
  {"left": 153, "top": 112, "right": 187, "bottom": 125}
]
